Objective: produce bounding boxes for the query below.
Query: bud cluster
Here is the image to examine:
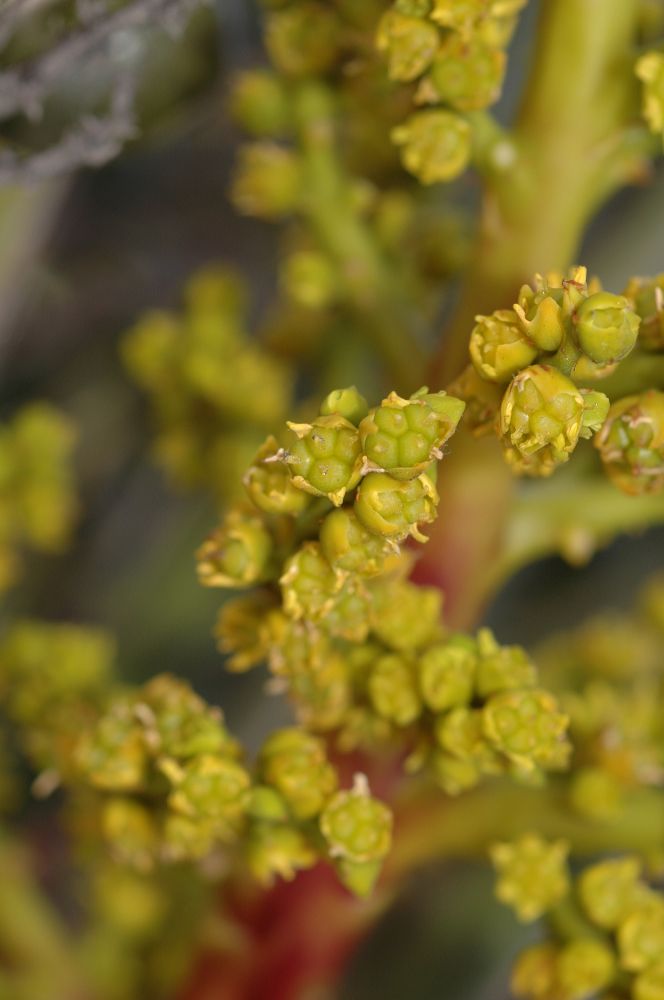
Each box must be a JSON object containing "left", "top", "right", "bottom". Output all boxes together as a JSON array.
[
  {"left": 201, "top": 385, "right": 570, "bottom": 799},
  {"left": 376, "top": 0, "right": 528, "bottom": 184},
  {"left": 122, "top": 264, "right": 292, "bottom": 501},
  {"left": 498, "top": 845, "right": 664, "bottom": 1000},
  {"left": 0, "top": 404, "right": 78, "bottom": 593},
  {"left": 456, "top": 267, "right": 662, "bottom": 490}
]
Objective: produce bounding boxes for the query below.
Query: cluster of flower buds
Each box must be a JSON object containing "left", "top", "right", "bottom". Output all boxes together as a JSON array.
[
  {"left": 535, "top": 580, "right": 664, "bottom": 823},
  {"left": 122, "top": 265, "right": 292, "bottom": 501},
  {"left": 0, "top": 620, "right": 115, "bottom": 779},
  {"left": 0, "top": 404, "right": 78, "bottom": 593},
  {"left": 496, "top": 842, "right": 664, "bottom": 1000},
  {"left": 454, "top": 266, "right": 664, "bottom": 492},
  {"left": 75, "top": 674, "right": 392, "bottom": 895},
  {"left": 376, "top": 0, "right": 528, "bottom": 184},
  {"left": 201, "top": 385, "right": 570, "bottom": 796}
]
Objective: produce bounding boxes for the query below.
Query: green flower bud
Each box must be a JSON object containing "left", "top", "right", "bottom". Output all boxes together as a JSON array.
[
  {"left": 368, "top": 653, "right": 421, "bottom": 726},
  {"left": 579, "top": 389, "right": 610, "bottom": 439},
  {"left": 483, "top": 688, "right": 570, "bottom": 772},
  {"left": 260, "top": 728, "right": 337, "bottom": 820},
  {"left": 246, "top": 822, "right": 317, "bottom": 885},
  {"left": 231, "top": 143, "right": 302, "bottom": 219},
  {"left": 102, "top": 798, "right": 157, "bottom": 870},
  {"left": 636, "top": 51, "right": 664, "bottom": 138},
  {"left": 162, "top": 813, "right": 217, "bottom": 861},
  {"left": 499, "top": 365, "right": 585, "bottom": 476},
  {"left": 229, "top": 70, "right": 291, "bottom": 137},
  {"left": 470, "top": 310, "right": 538, "bottom": 383},
  {"left": 141, "top": 674, "right": 235, "bottom": 759},
  {"left": 76, "top": 705, "right": 146, "bottom": 791},
  {"left": 266, "top": 4, "right": 341, "bottom": 78},
  {"left": 490, "top": 834, "right": 570, "bottom": 922},
  {"left": 370, "top": 578, "right": 443, "bottom": 651},
  {"left": 243, "top": 436, "right": 312, "bottom": 516},
  {"left": 247, "top": 785, "right": 290, "bottom": 823},
  {"left": 624, "top": 274, "right": 664, "bottom": 352},
  {"left": 419, "top": 637, "right": 476, "bottom": 711},
  {"left": 281, "top": 251, "right": 338, "bottom": 309},
  {"left": 430, "top": 0, "right": 489, "bottom": 32},
  {"left": 595, "top": 390, "right": 664, "bottom": 495},
  {"left": 475, "top": 629, "right": 536, "bottom": 697},
  {"left": 556, "top": 939, "right": 615, "bottom": 1000},
  {"left": 514, "top": 285, "right": 566, "bottom": 352},
  {"left": 435, "top": 706, "right": 502, "bottom": 773},
  {"left": 196, "top": 509, "right": 274, "bottom": 588},
  {"left": 214, "top": 591, "right": 276, "bottom": 673},
  {"left": 320, "top": 773, "right": 392, "bottom": 867},
  {"left": 320, "top": 508, "right": 397, "bottom": 576},
  {"left": 280, "top": 543, "right": 342, "bottom": 622},
  {"left": 574, "top": 292, "right": 640, "bottom": 364},
  {"left": 578, "top": 856, "right": 645, "bottom": 930},
  {"left": 511, "top": 943, "right": 558, "bottom": 999},
  {"left": 426, "top": 35, "right": 505, "bottom": 111},
  {"left": 283, "top": 414, "right": 362, "bottom": 505},
  {"left": 287, "top": 649, "right": 351, "bottom": 732},
  {"left": 618, "top": 898, "right": 664, "bottom": 972},
  {"left": 260, "top": 609, "right": 331, "bottom": 678},
  {"left": 359, "top": 388, "right": 465, "bottom": 480},
  {"left": 167, "top": 754, "right": 251, "bottom": 835},
  {"left": 376, "top": 11, "right": 439, "bottom": 83},
  {"left": 320, "top": 386, "right": 370, "bottom": 425},
  {"left": 635, "top": 959, "right": 664, "bottom": 1000},
  {"left": 322, "top": 575, "right": 373, "bottom": 643},
  {"left": 430, "top": 751, "right": 480, "bottom": 795},
  {"left": 392, "top": 111, "right": 472, "bottom": 185},
  {"left": 355, "top": 471, "right": 439, "bottom": 542}
]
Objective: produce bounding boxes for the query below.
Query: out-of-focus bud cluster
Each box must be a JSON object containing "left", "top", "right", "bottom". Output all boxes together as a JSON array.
[
  {"left": 0, "top": 620, "right": 114, "bottom": 778},
  {"left": 636, "top": 51, "right": 664, "bottom": 146},
  {"left": 500, "top": 845, "right": 664, "bottom": 1000},
  {"left": 454, "top": 266, "right": 664, "bottom": 493},
  {"left": 122, "top": 265, "right": 292, "bottom": 501},
  {"left": 80, "top": 676, "right": 392, "bottom": 895},
  {"left": 376, "top": 0, "right": 529, "bottom": 184},
  {"left": 202, "top": 384, "right": 570, "bottom": 796},
  {"left": 535, "top": 578, "right": 664, "bottom": 823},
  {"left": 0, "top": 404, "right": 78, "bottom": 593}
]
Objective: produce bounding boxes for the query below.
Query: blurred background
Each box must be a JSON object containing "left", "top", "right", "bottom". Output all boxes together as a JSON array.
[{"left": 0, "top": 1, "right": 663, "bottom": 997}]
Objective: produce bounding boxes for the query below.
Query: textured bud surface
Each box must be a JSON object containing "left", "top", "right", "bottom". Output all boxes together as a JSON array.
[
  {"left": 595, "top": 390, "right": 664, "bottom": 495},
  {"left": 491, "top": 834, "right": 570, "bottom": 922},
  {"left": 392, "top": 110, "right": 472, "bottom": 184}
]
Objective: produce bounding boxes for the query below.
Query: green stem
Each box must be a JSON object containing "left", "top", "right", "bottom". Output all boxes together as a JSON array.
[{"left": 293, "top": 83, "right": 427, "bottom": 392}]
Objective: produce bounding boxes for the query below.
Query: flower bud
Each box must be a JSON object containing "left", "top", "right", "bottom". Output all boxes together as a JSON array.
[
  {"left": 618, "top": 898, "right": 664, "bottom": 972},
  {"left": 370, "top": 578, "right": 443, "bottom": 651},
  {"left": 359, "top": 388, "right": 464, "bottom": 479},
  {"left": 624, "top": 273, "right": 664, "bottom": 352},
  {"left": 320, "top": 386, "right": 369, "bottom": 425},
  {"left": 196, "top": 509, "right": 274, "bottom": 588},
  {"left": 579, "top": 389, "right": 610, "bottom": 439},
  {"left": 244, "top": 436, "right": 312, "bottom": 516},
  {"left": 511, "top": 943, "right": 558, "bottom": 999},
  {"left": 265, "top": 4, "right": 341, "bottom": 78},
  {"left": 280, "top": 543, "right": 342, "bottom": 622},
  {"left": 281, "top": 251, "right": 338, "bottom": 309},
  {"left": 246, "top": 822, "right": 317, "bottom": 885},
  {"left": 355, "top": 471, "right": 439, "bottom": 541},
  {"left": 475, "top": 629, "right": 536, "bottom": 697},
  {"left": 230, "top": 70, "right": 291, "bottom": 137},
  {"left": 426, "top": 35, "right": 505, "bottom": 111},
  {"left": 483, "top": 688, "right": 570, "bottom": 772},
  {"left": 284, "top": 414, "right": 362, "bottom": 505},
  {"left": 368, "top": 653, "right": 421, "bottom": 726},
  {"left": 231, "top": 143, "right": 302, "bottom": 219},
  {"left": 594, "top": 390, "right": 664, "bottom": 495},
  {"left": 376, "top": 11, "right": 439, "bottom": 82},
  {"left": 470, "top": 310, "right": 538, "bottom": 383},
  {"left": 419, "top": 637, "right": 476, "bottom": 711},
  {"left": 320, "top": 507, "right": 397, "bottom": 576},
  {"left": 499, "top": 365, "right": 585, "bottom": 476},
  {"left": 260, "top": 728, "right": 337, "bottom": 820},
  {"left": 392, "top": 110, "right": 472, "bottom": 184},
  {"left": 320, "top": 773, "right": 392, "bottom": 868},
  {"left": 167, "top": 754, "right": 251, "bottom": 832},
  {"left": 578, "top": 856, "right": 645, "bottom": 929},
  {"left": 490, "top": 834, "right": 570, "bottom": 922},
  {"left": 574, "top": 292, "right": 640, "bottom": 364}
]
